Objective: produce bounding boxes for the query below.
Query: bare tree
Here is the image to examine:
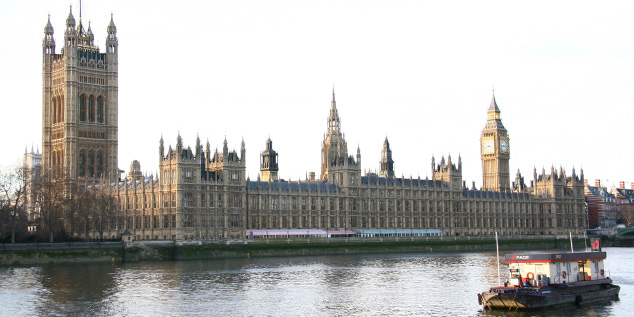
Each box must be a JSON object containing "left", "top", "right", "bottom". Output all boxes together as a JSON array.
[
  {"left": 93, "top": 184, "right": 118, "bottom": 241},
  {"left": 619, "top": 204, "right": 634, "bottom": 227},
  {"left": 36, "top": 168, "right": 65, "bottom": 242},
  {"left": 68, "top": 181, "right": 119, "bottom": 241},
  {"left": 0, "top": 163, "right": 28, "bottom": 243},
  {"left": 69, "top": 184, "right": 92, "bottom": 240}
]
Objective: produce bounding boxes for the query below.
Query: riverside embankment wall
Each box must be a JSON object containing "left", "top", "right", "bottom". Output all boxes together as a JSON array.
[
  {"left": 0, "top": 242, "right": 124, "bottom": 266},
  {"left": 1, "top": 235, "right": 606, "bottom": 266}
]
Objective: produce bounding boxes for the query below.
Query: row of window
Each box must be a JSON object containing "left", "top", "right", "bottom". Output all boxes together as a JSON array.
[
  {"left": 50, "top": 94, "right": 108, "bottom": 124},
  {"left": 79, "top": 75, "right": 105, "bottom": 85},
  {"left": 118, "top": 210, "right": 583, "bottom": 232},
  {"left": 79, "top": 94, "right": 106, "bottom": 123},
  {"left": 125, "top": 214, "right": 240, "bottom": 229},
  {"left": 79, "top": 150, "right": 104, "bottom": 177},
  {"left": 120, "top": 193, "right": 243, "bottom": 210}
]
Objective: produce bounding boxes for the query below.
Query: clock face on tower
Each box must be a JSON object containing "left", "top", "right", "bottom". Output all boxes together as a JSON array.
[
  {"left": 500, "top": 139, "right": 508, "bottom": 153},
  {"left": 483, "top": 139, "right": 494, "bottom": 154}
]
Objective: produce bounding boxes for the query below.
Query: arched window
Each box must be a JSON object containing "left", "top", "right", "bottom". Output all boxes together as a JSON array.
[
  {"left": 79, "top": 150, "right": 86, "bottom": 177},
  {"left": 80, "top": 95, "right": 87, "bottom": 121},
  {"left": 87, "top": 151, "right": 94, "bottom": 177},
  {"left": 97, "top": 96, "right": 104, "bottom": 123},
  {"left": 96, "top": 151, "right": 103, "bottom": 176},
  {"left": 56, "top": 96, "right": 61, "bottom": 123},
  {"left": 55, "top": 96, "right": 60, "bottom": 123},
  {"left": 52, "top": 97, "right": 57, "bottom": 124},
  {"left": 59, "top": 95, "right": 64, "bottom": 122},
  {"left": 88, "top": 95, "right": 95, "bottom": 122}
]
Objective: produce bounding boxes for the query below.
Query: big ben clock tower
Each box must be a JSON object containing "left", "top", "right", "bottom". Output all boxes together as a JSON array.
[{"left": 480, "top": 92, "right": 510, "bottom": 192}]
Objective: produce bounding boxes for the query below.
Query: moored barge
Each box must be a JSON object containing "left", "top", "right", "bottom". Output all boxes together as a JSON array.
[{"left": 479, "top": 249, "right": 620, "bottom": 310}]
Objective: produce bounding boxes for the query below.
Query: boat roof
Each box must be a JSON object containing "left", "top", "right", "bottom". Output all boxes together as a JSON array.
[{"left": 505, "top": 251, "right": 606, "bottom": 263}]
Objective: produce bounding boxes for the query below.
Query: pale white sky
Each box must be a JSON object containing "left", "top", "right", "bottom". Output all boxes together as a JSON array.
[{"left": 1, "top": 0, "right": 632, "bottom": 188}]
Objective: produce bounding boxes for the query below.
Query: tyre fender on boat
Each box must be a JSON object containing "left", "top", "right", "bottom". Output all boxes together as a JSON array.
[
  {"left": 478, "top": 293, "right": 483, "bottom": 305},
  {"left": 562, "top": 271, "right": 567, "bottom": 279}
]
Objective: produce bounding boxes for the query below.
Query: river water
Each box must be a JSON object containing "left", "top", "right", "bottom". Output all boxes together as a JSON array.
[{"left": 0, "top": 247, "right": 632, "bottom": 316}]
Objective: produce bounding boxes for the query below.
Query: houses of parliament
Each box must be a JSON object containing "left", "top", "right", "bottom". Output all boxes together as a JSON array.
[{"left": 41, "top": 8, "right": 586, "bottom": 240}]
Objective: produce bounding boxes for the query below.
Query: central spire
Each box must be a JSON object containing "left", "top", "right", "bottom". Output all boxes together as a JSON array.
[
  {"left": 328, "top": 86, "right": 340, "bottom": 132},
  {"left": 332, "top": 86, "right": 336, "bottom": 103}
]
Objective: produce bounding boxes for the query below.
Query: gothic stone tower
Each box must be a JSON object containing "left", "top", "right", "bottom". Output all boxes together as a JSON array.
[
  {"left": 42, "top": 7, "right": 119, "bottom": 184},
  {"left": 260, "top": 138, "right": 279, "bottom": 182},
  {"left": 432, "top": 154, "right": 463, "bottom": 191},
  {"left": 379, "top": 137, "right": 394, "bottom": 178},
  {"left": 320, "top": 89, "right": 361, "bottom": 187},
  {"left": 480, "top": 92, "right": 510, "bottom": 192}
]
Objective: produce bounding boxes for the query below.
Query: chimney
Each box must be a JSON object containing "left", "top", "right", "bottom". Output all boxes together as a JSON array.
[
  {"left": 595, "top": 179, "right": 601, "bottom": 187},
  {"left": 583, "top": 179, "right": 588, "bottom": 187},
  {"left": 631, "top": 182, "right": 634, "bottom": 190},
  {"left": 619, "top": 181, "right": 625, "bottom": 189},
  {"left": 309, "top": 172, "right": 316, "bottom": 181}
]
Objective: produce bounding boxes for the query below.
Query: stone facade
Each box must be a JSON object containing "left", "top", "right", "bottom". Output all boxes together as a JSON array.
[
  {"left": 103, "top": 91, "right": 586, "bottom": 241},
  {"left": 42, "top": 8, "right": 119, "bottom": 185},
  {"left": 41, "top": 9, "right": 586, "bottom": 241}
]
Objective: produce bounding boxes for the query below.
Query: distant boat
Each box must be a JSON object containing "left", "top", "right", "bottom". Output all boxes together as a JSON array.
[{"left": 478, "top": 245, "right": 620, "bottom": 309}]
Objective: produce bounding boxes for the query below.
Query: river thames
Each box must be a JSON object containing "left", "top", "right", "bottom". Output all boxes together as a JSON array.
[{"left": 0, "top": 246, "right": 632, "bottom": 316}]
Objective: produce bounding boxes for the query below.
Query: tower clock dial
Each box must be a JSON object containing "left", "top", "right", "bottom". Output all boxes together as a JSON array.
[
  {"left": 483, "top": 139, "right": 494, "bottom": 154},
  {"left": 500, "top": 139, "right": 508, "bottom": 153}
]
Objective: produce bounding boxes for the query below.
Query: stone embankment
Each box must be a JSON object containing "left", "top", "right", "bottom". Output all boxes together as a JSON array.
[
  {"left": 0, "top": 235, "right": 612, "bottom": 266},
  {"left": 0, "top": 242, "right": 124, "bottom": 266}
]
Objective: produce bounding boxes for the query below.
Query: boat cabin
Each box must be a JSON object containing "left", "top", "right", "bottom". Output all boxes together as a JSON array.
[{"left": 504, "top": 251, "right": 608, "bottom": 287}]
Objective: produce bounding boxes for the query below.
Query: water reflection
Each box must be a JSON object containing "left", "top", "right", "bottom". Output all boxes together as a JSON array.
[{"left": 0, "top": 248, "right": 631, "bottom": 316}]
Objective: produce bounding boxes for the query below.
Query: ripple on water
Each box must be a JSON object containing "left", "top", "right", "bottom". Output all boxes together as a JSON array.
[{"left": 1, "top": 248, "right": 633, "bottom": 316}]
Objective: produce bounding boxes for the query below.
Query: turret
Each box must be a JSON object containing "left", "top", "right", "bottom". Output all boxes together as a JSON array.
[
  {"left": 76, "top": 18, "right": 85, "bottom": 44},
  {"left": 513, "top": 169, "right": 527, "bottom": 192},
  {"left": 159, "top": 135, "right": 165, "bottom": 158},
  {"left": 223, "top": 137, "right": 229, "bottom": 161},
  {"left": 176, "top": 133, "right": 183, "bottom": 154},
  {"left": 195, "top": 134, "right": 202, "bottom": 158},
  {"left": 205, "top": 140, "right": 211, "bottom": 162},
  {"left": 260, "top": 138, "right": 279, "bottom": 182},
  {"left": 106, "top": 14, "right": 118, "bottom": 55},
  {"left": 241, "top": 138, "right": 246, "bottom": 163},
  {"left": 379, "top": 137, "right": 394, "bottom": 178},
  {"left": 85, "top": 22, "right": 95, "bottom": 47},
  {"left": 64, "top": 6, "right": 77, "bottom": 47},
  {"left": 43, "top": 15, "right": 55, "bottom": 55}
]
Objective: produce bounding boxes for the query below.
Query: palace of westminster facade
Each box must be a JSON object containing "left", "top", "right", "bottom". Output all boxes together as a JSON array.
[{"left": 40, "top": 8, "right": 586, "bottom": 240}]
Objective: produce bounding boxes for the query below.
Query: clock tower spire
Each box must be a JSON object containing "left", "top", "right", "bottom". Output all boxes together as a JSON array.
[{"left": 480, "top": 91, "right": 510, "bottom": 192}]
